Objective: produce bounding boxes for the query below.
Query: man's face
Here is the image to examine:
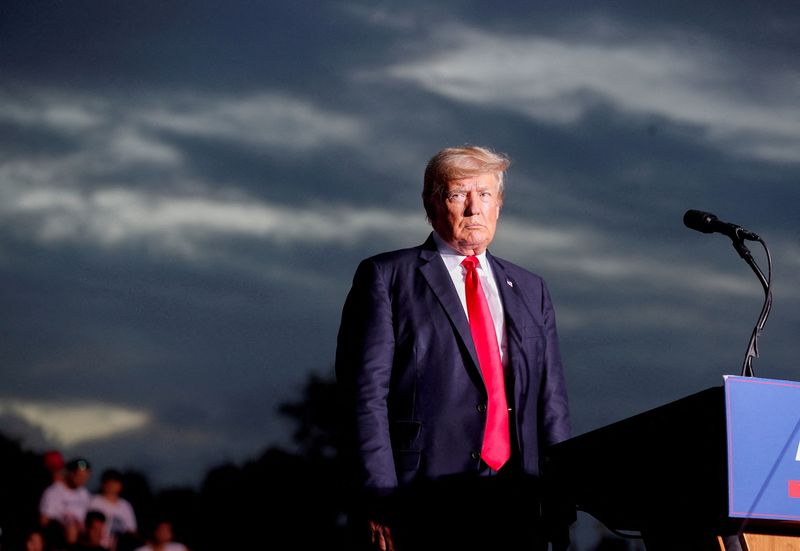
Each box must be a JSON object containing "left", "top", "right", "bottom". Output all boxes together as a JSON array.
[
  {"left": 86, "top": 519, "right": 105, "bottom": 546},
  {"left": 432, "top": 172, "right": 502, "bottom": 255},
  {"left": 66, "top": 468, "right": 91, "bottom": 489},
  {"left": 102, "top": 479, "right": 122, "bottom": 496},
  {"left": 154, "top": 522, "right": 174, "bottom": 544}
]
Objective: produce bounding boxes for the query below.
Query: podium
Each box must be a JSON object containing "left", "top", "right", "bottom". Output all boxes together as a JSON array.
[{"left": 544, "top": 376, "right": 800, "bottom": 550}]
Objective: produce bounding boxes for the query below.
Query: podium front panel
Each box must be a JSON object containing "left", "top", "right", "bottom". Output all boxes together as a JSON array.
[{"left": 725, "top": 375, "right": 800, "bottom": 520}]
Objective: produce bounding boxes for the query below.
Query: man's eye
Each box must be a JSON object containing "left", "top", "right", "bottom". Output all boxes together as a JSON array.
[{"left": 448, "top": 193, "right": 466, "bottom": 201}]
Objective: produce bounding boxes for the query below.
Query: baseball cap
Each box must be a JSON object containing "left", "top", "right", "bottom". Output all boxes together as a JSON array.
[{"left": 65, "top": 458, "right": 91, "bottom": 472}]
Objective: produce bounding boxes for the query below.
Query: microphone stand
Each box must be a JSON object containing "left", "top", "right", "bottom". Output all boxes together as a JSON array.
[{"left": 729, "top": 233, "right": 772, "bottom": 377}]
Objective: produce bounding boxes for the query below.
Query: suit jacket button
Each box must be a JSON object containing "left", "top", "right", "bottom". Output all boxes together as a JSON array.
[
  {"left": 476, "top": 403, "right": 487, "bottom": 413},
  {"left": 471, "top": 451, "right": 481, "bottom": 460}
]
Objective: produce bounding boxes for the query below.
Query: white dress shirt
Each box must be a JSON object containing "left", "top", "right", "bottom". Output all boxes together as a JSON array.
[{"left": 432, "top": 232, "right": 508, "bottom": 364}]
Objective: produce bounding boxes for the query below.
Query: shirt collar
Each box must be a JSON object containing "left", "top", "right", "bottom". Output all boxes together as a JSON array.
[{"left": 432, "top": 231, "right": 491, "bottom": 273}]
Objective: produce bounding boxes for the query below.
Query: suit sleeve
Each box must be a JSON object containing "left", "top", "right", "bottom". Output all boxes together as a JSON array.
[
  {"left": 335, "top": 258, "right": 399, "bottom": 496},
  {"left": 539, "top": 279, "right": 571, "bottom": 447}
]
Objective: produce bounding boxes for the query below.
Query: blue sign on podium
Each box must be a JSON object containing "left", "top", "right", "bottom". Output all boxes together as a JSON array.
[{"left": 725, "top": 375, "right": 800, "bottom": 520}]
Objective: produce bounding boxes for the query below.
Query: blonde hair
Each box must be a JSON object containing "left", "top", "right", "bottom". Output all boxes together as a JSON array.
[{"left": 422, "top": 145, "right": 510, "bottom": 223}]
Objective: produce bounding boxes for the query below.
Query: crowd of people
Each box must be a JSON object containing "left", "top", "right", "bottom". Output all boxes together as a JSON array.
[{"left": 18, "top": 450, "right": 190, "bottom": 551}]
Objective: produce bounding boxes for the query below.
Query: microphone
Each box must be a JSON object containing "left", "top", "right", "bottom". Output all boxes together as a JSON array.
[
  {"left": 681, "top": 208, "right": 772, "bottom": 377},
  {"left": 683, "top": 209, "right": 760, "bottom": 241}
]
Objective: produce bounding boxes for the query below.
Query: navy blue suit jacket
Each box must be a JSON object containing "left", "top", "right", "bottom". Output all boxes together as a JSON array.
[{"left": 336, "top": 233, "right": 570, "bottom": 498}]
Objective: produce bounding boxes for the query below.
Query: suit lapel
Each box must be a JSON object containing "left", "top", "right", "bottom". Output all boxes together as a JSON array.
[
  {"left": 488, "top": 254, "right": 525, "bottom": 359},
  {"left": 417, "top": 236, "right": 480, "bottom": 370}
]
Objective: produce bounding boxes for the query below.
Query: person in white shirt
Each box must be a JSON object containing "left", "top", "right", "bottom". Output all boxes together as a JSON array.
[
  {"left": 133, "top": 519, "right": 189, "bottom": 551},
  {"left": 88, "top": 469, "right": 138, "bottom": 550},
  {"left": 39, "top": 457, "right": 93, "bottom": 545}
]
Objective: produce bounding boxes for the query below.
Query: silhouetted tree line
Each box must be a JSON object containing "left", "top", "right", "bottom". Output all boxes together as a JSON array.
[{"left": 0, "top": 374, "right": 347, "bottom": 550}]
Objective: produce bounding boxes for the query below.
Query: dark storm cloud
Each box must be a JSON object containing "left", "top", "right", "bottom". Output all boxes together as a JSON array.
[
  {"left": 2, "top": 1, "right": 376, "bottom": 88},
  {"left": 1, "top": 0, "right": 799, "bottom": 502}
]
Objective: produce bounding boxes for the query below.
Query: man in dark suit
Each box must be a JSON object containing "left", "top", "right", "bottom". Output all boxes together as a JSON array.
[{"left": 336, "top": 146, "right": 571, "bottom": 551}]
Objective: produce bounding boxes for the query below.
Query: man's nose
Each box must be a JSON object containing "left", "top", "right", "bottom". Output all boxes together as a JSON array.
[{"left": 463, "top": 191, "right": 480, "bottom": 215}]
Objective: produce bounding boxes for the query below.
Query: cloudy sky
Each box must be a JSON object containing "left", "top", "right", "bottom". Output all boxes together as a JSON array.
[{"left": 1, "top": 0, "right": 798, "bottom": 513}]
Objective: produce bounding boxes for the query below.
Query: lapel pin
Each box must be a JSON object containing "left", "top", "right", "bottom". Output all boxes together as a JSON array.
[{"left": 506, "top": 279, "right": 513, "bottom": 288}]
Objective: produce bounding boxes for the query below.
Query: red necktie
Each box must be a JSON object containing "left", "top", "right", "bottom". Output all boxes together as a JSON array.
[{"left": 461, "top": 255, "right": 510, "bottom": 471}]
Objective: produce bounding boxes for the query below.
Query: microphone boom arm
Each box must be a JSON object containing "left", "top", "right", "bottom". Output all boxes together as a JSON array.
[{"left": 731, "top": 237, "right": 773, "bottom": 377}]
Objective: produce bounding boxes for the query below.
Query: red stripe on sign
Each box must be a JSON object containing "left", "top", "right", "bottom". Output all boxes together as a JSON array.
[{"left": 789, "top": 480, "right": 800, "bottom": 498}]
